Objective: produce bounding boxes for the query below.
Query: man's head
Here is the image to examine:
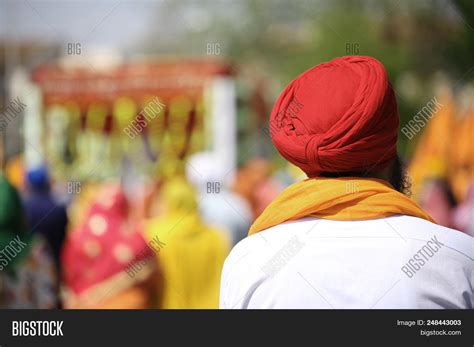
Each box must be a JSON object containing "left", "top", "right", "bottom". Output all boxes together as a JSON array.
[{"left": 269, "top": 56, "right": 402, "bottom": 189}]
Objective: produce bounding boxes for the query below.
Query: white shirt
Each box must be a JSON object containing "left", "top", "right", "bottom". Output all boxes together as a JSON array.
[{"left": 220, "top": 216, "right": 474, "bottom": 309}]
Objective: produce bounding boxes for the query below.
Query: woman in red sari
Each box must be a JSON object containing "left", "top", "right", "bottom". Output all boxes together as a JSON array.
[{"left": 62, "top": 183, "right": 160, "bottom": 309}]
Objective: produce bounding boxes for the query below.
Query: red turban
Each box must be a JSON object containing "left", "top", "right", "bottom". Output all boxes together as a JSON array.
[{"left": 269, "top": 56, "right": 399, "bottom": 177}]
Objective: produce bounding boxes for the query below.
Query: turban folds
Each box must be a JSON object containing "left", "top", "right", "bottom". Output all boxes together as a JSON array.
[{"left": 270, "top": 56, "right": 399, "bottom": 177}]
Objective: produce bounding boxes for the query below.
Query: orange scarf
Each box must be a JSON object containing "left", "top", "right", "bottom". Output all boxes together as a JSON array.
[{"left": 249, "top": 178, "right": 435, "bottom": 235}]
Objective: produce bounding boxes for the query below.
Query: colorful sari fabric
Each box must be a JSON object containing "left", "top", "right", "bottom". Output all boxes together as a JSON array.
[{"left": 62, "top": 184, "right": 157, "bottom": 308}]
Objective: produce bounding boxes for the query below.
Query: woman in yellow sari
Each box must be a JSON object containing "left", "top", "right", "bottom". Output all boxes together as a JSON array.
[{"left": 146, "top": 177, "right": 229, "bottom": 309}]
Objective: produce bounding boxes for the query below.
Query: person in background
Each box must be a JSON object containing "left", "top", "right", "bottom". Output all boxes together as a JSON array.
[
  {"left": 146, "top": 177, "right": 230, "bottom": 309},
  {"left": 233, "top": 158, "right": 281, "bottom": 219},
  {"left": 418, "top": 178, "right": 457, "bottom": 228},
  {"left": 452, "top": 184, "right": 474, "bottom": 236},
  {"left": 5, "top": 154, "right": 25, "bottom": 192},
  {"left": 248, "top": 158, "right": 283, "bottom": 217},
  {"left": 220, "top": 56, "right": 473, "bottom": 309},
  {"left": 22, "top": 166, "right": 68, "bottom": 278},
  {"left": 186, "top": 152, "right": 252, "bottom": 247},
  {"left": 0, "top": 175, "right": 59, "bottom": 308},
  {"left": 62, "top": 183, "right": 159, "bottom": 309}
]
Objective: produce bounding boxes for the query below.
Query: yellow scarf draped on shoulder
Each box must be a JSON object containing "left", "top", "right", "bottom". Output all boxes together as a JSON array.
[{"left": 249, "top": 178, "right": 435, "bottom": 235}]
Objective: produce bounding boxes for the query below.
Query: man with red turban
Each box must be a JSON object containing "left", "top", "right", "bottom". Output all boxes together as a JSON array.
[{"left": 220, "top": 56, "right": 473, "bottom": 309}]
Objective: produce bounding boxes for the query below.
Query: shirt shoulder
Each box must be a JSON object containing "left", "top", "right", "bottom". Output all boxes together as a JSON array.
[
  {"left": 220, "top": 216, "right": 474, "bottom": 309},
  {"left": 389, "top": 216, "right": 473, "bottom": 261}
]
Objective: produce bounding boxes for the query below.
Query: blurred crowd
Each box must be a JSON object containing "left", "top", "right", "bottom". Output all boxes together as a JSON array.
[
  {"left": 0, "top": 86, "right": 472, "bottom": 308},
  {"left": 0, "top": 152, "right": 288, "bottom": 309},
  {"left": 409, "top": 88, "right": 474, "bottom": 236}
]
